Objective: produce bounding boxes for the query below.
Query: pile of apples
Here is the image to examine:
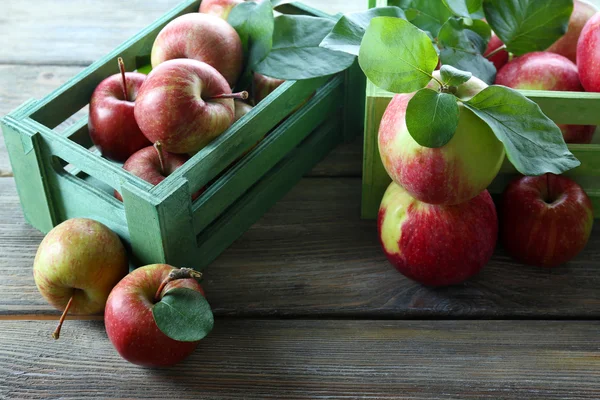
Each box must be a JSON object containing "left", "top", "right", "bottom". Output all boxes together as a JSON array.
[
  {"left": 377, "top": 0, "right": 598, "bottom": 286},
  {"left": 89, "top": 0, "right": 284, "bottom": 191}
]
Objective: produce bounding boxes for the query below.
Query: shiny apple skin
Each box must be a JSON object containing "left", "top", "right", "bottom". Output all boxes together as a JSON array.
[{"left": 199, "top": 0, "right": 243, "bottom": 20}]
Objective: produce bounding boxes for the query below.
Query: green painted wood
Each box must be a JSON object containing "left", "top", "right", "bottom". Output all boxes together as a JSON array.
[
  {"left": 343, "top": 60, "right": 367, "bottom": 143},
  {"left": 521, "top": 90, "right": 600, "bottom": 125},
  {"left": 196, "top": 117, "right": 343, "bottom": 270},
  {"left": 62, "top": 116, "right": 93, "bottom": 150},
  {"left": 192, "top": 77, "right": 344, "bottom": 234}
]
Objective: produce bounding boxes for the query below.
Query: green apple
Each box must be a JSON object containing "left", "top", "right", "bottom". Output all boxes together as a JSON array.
[{"left": 33, "top": 218, "right": 129, "bottom": 339}]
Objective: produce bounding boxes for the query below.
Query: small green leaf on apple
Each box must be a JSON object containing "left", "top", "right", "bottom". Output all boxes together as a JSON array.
[
  {"left": 320, "top": 7, "right": 406, "bottom": 56},
  {"left": 255, "top": 15, "right": 355, "bottom": 80},
  {"left": 483, "top": 0, "right": 573, "bottom": 56},
  {"left": 153, "top": 287, "right": 214, "bottom": 342},
  {"left": 463, "top": 85, "right": 580, "bottom": 175},
  {"left": 358, "top": 17, "right": 438, "bottom": 93},
  {"left": 406, "top": 88, "right": 460, "bottom": 148},
  {"left": 439, "top": 65, "right": 472, "bottom": 87}
]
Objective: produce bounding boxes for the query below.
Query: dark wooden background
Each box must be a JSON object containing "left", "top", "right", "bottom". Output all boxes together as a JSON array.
[{"left": 0, "top": 1, "right": 599, "bottom": 398}]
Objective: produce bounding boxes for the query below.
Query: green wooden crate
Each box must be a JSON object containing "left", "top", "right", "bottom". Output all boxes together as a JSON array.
[
  {"left": 1, "top": 0, "right": 365, "bottom": 269},
  {"left": 362, "top": 0, "right": 600, "bottom": 219}
]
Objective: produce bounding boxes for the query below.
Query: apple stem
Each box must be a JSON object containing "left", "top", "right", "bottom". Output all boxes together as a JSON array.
[
  {"left": 154, "top": 268, "right": 203, "bottom": 303},
  {"left": 118, "top": 57, "right": 129, "bottom": 102},
  {"left": 208, "top": 91, "right": 249, "bottom": 101},
  {"left": 154, "top": 141, "right": 166, "bottom": 176},
  {"left": 546, "top": 173, "right": 553, "bottom": 203},
  {"left": 485, "top": 44, "right": 507, "bottom": 59},
  {"left": 52, "top": 295, "right": 74, "bottom": 340}
]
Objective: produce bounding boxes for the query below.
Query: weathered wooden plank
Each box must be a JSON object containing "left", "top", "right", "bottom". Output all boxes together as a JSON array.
[
  {"left": 2, "top": 176, "right": 599, "bottom": 318},
  {"left": 0, "top": 319, "right": 598, "bottom": 399}
]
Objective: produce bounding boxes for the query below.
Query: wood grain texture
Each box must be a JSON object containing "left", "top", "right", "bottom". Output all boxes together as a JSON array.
[
  {"left": 2, "top": 177, "right": 599, "bottom": 318},
  {"left": 0, "top": 319, "right": 599, "bottom": 399}
]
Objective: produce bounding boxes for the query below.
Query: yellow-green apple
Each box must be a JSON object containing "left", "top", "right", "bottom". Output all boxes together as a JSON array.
[
  {"left": 496, "top": 51, "right": 595, "bottom": 143},
  {"left": 134, "top": 59, "right": 245, "bottom": 154},
  {"left": 501, "top": 174, "right": 594, "bottom": 268},
  {"left": 105, "top": 264, "right": 206, "bottom": 367},
  {"left": 378, "top": 182, "right": 498, "bottom": 287},
  {"left": 151, "top": 13, "right": 243, "bottom": 86},
  {"left": 378, "top": 72, "right": 505, "bottom": 205},
  {"left": 548, "top": 0, "right": 597, "bottom": 63},
  {"left": 234, "top": 99, "right": 253, "bottom": 122},
  {"left": 484, "top": 33, "right": 509, "bottom": 70},
  {"left": 253, "top": 72, "right": 285, "bottom": 104},
  {"left": 199, "top": 0, "right": 243, "bottom": 20},
  {"left": 577, "top": 12, "right": 600, "bottom": 91},
  {"left": 88, "top": 58, "right": 150, "bottom": 161},
  {"left": 33, "top": 218, "right": 128, "bottom": 339},
  {"left": 115, "top": 143, "right": 203, "bottom": 201}
]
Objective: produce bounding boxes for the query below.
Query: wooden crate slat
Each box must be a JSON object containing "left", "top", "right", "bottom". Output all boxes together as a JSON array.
[
  {"left": 191, "top": 77, "right": 344, "bottom": 234},
  {"left": 522, "top": 90, "right": 600, "bottom": 125},
  {"left": 195, "top": 116, "right": 342, "bottom": 270},
  {"left": 343, "top": 60, "right": 367, "bottom": 143}
]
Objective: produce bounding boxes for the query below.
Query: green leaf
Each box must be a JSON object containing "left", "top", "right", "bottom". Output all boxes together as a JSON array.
[
  {"left": 438, "top": 18, "right": 495, "bottom": 84},
  {"left": 440, "top": 65, "right": 472, "bottom": 87},
  {"left": 467, "top": 0, "right": 483, "bottom": 14},
  {"left": 405, "top": 0, "right": 453, "bottom": 37},
  {"left": 406, "top": 88, "right": 460, "bottom": 148},
  {"left": 153, "top": 288, "right": 214, "bottom": 342},
  {"left": 320, "top": 7, "right": 406, "bottom": 56},
  {"left": 388, "top": 0, "right": 413, "bottom": 8},
  {"left": 358, "top": 17, "right": 438, "bottom": 93},
  {"left": 463, "top": 85, "right": 580, "bottom": 175},
  {"left": 482, "top": 0, "right": 573, "bottom": 56},
  {"left": 443, "top": 0, "right": 472, "bottom": 20},
  {"left": 255, "top": 15, "right": 356, "bottom": 80},
  {"left": 228, "top": 0, "right": 274, "bottom": 89}
]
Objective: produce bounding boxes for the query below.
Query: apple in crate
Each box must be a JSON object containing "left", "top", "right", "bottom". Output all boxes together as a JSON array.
[
  {"left": 199, "top": 0, "right": 243, "bottom": 20},
  {"left": 88, "top": 58, "right": 151, "bottom": 161},
  {"left": 234, "top": 99, "right": 253, "bottom": 122},
  {"left": 378, "top": 72, "right": 505, "bottom": 205},
  {"left": 484, "top": 33, "right": 509, "bottom": 70},
  {"left": 501, "top": 174, "right": 594, "bottom": 268},
  {"left": 253, "top": 72, "right": 285, "bottom": 104},
  {"left": 496, "top": 52, "right": 595, "bottom": 144},
  {"left": 135, "top": 59, "right": 246, "bottom": 154},
  {"left": 151, "top": 13, "right": 243, "bottom": 86},
  {"left": 547, "top": 0, "right": 597, "bottom": 63},
  {"left": 105, "top": 264, "right": 213, "bottom": 367},
  {"left": 378, "top": 183, "right": 498, "bottom": 287},
  {"left": 578, "top": 12, "right": 600, "bottom": 92},
  {"left": 33, "top": 218, "right": 128, "bottom": 339}
]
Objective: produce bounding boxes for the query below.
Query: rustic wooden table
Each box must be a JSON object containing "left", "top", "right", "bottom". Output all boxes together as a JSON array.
[{"left": 1, "top": 1, "right": 599, "bottom": 398}]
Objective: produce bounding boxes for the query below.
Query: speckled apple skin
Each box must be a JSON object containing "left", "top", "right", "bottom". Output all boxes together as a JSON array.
[
  {"left": 134, "top": 59, "right": 235, "bottom": 154},
  {"left": 578, "top": 12, "right": 600, "bottom": 92},
  {"left": 501, "top": 174, "right": 594, "bottom": 268},
  {"left": 33, "top": 218, "right": 128, "bottom": 314},
  {"left": 496, "top": 51, "right": 595, "bottom": 144},
  {"left": 88, "top": 72, "right": 151, "bottom": 162},
  {"left": 378, "top": 72, "right": 505, "bottom": 205},
  {"left": 484, "top": 34, "right": 509, "bottom": 70},
  {"left": 548, "top": 0, "right": 597, "bottom": 64},
  {"left": 105, "top": 264, "right": 206, "bottom": 368},
  {"left": 199, "top": 0, "right": 243, "bottom": 20},
  {"left": 378, "top": 183, "right": 498, "bottom": 287},
  {"left": 151, "top": 13, "right": 242, "bottom": 86}
]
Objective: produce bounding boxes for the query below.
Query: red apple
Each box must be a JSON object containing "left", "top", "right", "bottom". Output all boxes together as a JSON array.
[
  {"left": 151, "top": 13, "right": 243, "bottom": 87},
  {"left": 105, "top": 264, "right": 206, "bottom": 367},
  {"left": 379, "top": 71, "right": 505, "bottom": 205},
  {"left": 234, "top": 99, "right": 253, "bottom": 122},
  {"left": 88, "top": 59, "right": 151, "bottom": 161},
  {"left": 484, "top": 33, "right": 509, "bottom": 70},
  {"left": 577, "top": 11, "right": 600, "bottom": 91},
  {"left": 199, "top": 0, "right": 243, "bottom": 20},
  {"left": 115, "top": 143, "right": 203, "bottom": 201},
  {"left": 253, "top": 72, "right": 285, "bottom": 104},
  {"left": 134, "top": 59, "right": 238, "bottom": 154},
  {"left": 548, "top": 0, "right": 597, "bottom": 63},
  {"left": 378, "top": 183, "right": 498, "bottom": 287},
  {"left": 496, "top": 52, "right": 595, "bottom": 144},
  {"left": 501, "top": 174, "right": 594, "bottom": 268}
]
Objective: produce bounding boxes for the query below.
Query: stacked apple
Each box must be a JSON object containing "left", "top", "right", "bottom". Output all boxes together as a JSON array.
[{"left": 88, "top": 1, "right": 287, "bottom": 196}]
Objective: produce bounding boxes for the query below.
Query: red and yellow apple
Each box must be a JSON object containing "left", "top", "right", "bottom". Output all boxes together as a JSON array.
[
  {"left": 378, "top": 72, "right": 505, "bottom": 205},
  {"left": 548, "top": 0, "right": 597, "bottom": 63},
  {"left": 577, "top": 11, "right": 600, "bottom": 92},
  {"left": 199, "top": 0, "right": 243, "bottom": 20},
  {"left": 484, "top": 33, "right": 509, "bottom": 70},
  {"left": 501, "top": 174, "right": 594, "bottom": 268},
  {"left": 151, "top": 13, "right": 243, "bottom": 86},
  {"left": 378, "top": 182, "right": 498, "bottom": 287},
  {"left": 496, "top": 51, "right": 595, "bottom": 143},
  {"left": 253, "top": 72, "right": 285, "bottom": 104}
]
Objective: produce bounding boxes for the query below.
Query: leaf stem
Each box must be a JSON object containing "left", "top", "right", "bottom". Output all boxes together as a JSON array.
[
  {"left": 430, "top": 74, "right": 445, "bottom": 90},
  {"left": 485, "top": 44, "right": 507, "bottom": 59},
  {"left": 154, "top": 268, "right": 203, "bottom": 303}
]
